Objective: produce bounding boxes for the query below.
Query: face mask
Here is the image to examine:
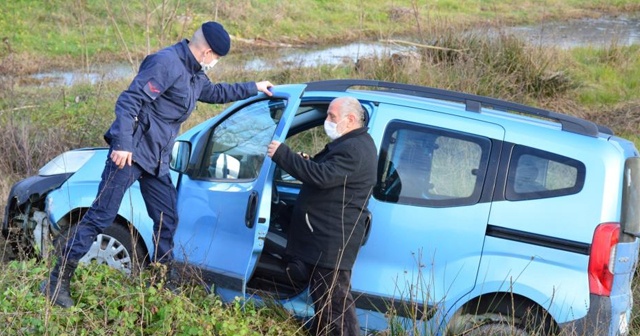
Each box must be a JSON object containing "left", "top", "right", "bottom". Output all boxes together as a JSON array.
[
  {"left": 324, "top": 120, "right": 342, "bottom": 140},
  {"left": 200, "top": 55, "right": 218, "bottom": 71}
]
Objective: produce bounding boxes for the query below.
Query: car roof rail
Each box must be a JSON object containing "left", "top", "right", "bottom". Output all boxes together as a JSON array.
[{"left": 305, "top": 79, "right": 609, "bottom": 137}]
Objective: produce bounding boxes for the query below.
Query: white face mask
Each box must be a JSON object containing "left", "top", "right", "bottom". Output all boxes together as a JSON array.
[
  {"left": 200, "top": 56, "right": 218, "bottom": 71},
  {"left": 324, "top": 119, "right": 342, "bottom": 140}
]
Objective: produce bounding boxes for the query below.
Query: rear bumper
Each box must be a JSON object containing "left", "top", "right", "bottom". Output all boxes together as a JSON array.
[{"left": 558, "top": 294, "right": 629, "bottom": 336}]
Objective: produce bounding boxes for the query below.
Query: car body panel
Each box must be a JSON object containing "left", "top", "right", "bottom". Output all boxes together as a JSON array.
[
  {"left": 173, "top": 85, "right": 306, "bottom": 294},
  {"left": 44, "top": 149, "right": 157, "bottom": 254},
  {"left": 350, "top": 102, "right": 506, "bottom": 327}
]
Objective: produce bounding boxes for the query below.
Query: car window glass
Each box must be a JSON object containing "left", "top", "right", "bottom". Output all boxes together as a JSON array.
[
  {"left": 277, "top": 125, "right": 329, "bottom": 184},
  {"left": 375, "top": 121, "right": 491, "bottom": 207},
  {"left": 196, "top": 99, "right": 286, "bottom": 180},
  {"left": 285, "top": 124, "right": 329, "bottom": 158},
  {"left": 506, "top": 145, "right": 585, "bottom": 200}
]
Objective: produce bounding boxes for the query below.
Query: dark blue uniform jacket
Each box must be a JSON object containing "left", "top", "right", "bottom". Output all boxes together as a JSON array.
[{"left": 105, "top": 39, "right": 258, "bottom": 176}]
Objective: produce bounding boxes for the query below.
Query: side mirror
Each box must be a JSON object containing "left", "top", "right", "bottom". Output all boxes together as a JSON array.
[{"left": 170, "top": 141, "right": 191, "bottom": 173}]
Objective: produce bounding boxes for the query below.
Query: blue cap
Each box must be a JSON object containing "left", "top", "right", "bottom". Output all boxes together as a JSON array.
[{"left": 201, "top": 21, "right": 230, "bottom": 56}]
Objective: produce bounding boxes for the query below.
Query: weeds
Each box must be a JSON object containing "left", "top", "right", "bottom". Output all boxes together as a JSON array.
[{"left": 0, "top": 258, "right": 304, "bottom": 335}]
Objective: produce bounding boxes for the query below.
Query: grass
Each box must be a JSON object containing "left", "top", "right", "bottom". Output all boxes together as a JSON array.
[
  {"left": 0, "top": 256, "right": 305, "bottom": 335},
  {"left": 1, "top": 1, "right": 639, "bottom": 335},
  {"left": 0, "top": 0, "right": 639, "bottom": 68}
]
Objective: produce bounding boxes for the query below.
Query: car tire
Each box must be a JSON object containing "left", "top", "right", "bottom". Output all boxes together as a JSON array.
[
  {"left": 448, "top": 305, "right": 556, "bottom": 336},
  {"left": 463, "top": 322, "right": 528, "bottom": 336},
  {"left": 55, "top": 222, "right": 148, "bottom": 276}
]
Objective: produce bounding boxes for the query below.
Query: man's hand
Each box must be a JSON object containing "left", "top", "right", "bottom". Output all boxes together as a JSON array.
[
  {"left": 267, "top": 140, "right": 281, "bottom": 158},
  {"left": 256, "top": 81, "right": 274, "bottom": 96},
  {"left": 111, "top": 150, "right": 133, "bottom": 169}
]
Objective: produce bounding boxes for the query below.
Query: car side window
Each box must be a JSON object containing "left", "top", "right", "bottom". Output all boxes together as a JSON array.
[
  {"left": 194, "top": 99, "right": 286, "bottom": 180},
  {"left": 277, "top": 124, "right": 329, "bottom": 184},
  {"left": 374, "top": 121, "right": 491, "bottom": 207},
  {"left": 506, "top": 145, "right": 585, "bottom": 200}
]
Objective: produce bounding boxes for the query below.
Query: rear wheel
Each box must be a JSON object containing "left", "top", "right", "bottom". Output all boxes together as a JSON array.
[
  {"left": 448, "top": 299, "right": 556, "bottom": 336},
  {"left": 455, "top": 313, "right": 531, "bottom": 336},
  {"left": 56, "top": 223, "right": 147, "bottom": 276}
]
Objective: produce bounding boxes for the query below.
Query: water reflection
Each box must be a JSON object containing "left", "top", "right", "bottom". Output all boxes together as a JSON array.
[
  {"left": 30, "top": 63, "right": 134, "bottom": 86},
  {"left": 245, "top": 42, "right": 414, "bottom": 71},
  {"left": 509, "top": 15, "right": 640, "bottom": 48}
]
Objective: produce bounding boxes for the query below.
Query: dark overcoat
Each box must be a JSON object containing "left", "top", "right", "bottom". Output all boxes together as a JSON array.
[{"left": 272, "top": 127, "right": 377, "bottom": 270}]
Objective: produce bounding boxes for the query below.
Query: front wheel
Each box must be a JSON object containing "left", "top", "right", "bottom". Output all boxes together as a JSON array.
[{"left": 56, "top": 223, "right": 147, "bottom": 276}]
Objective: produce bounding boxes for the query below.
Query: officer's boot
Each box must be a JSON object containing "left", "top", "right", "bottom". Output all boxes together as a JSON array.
[
  {"left": 40, "top": 259, "right": 79, "bottom": 308},
  {"left": 147, "top": 261, "right": 181, "bottom": 292}
]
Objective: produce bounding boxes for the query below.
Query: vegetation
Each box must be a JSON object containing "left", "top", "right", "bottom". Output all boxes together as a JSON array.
[
  {"left": 1, "top": 0, "right": 639, "bottom": 65},
  {"left": 0, "top": 258, "right": 304, "bottom": 335},
  {"left": 0, "top": 0, "right": 639, "bottom": 335}
]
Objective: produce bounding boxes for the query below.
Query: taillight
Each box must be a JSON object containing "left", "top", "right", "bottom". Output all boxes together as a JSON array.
[{"left": 588, "top": 222, "right": 620, "bottom": 296}]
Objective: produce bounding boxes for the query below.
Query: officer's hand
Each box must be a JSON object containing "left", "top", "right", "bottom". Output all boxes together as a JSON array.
[
  {"left": 256, "top": 81, "right": 274, "bottom": 96},
  {"left": 267, "top": 140, "right": 281, "bottom": 158},
  {"left": 111, "top": 150, "right": 133, "bottom": 169}
]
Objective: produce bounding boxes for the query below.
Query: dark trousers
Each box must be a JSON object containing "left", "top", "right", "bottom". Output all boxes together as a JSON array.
[
  {"left": 61, "top": 155, "right": 178, "bottom": 263},
  {"left": 309, "top": 266, "right": 359, "bottom": 336}
]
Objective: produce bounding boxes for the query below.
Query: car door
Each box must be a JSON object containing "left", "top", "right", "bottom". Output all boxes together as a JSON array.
[
  {"left": 352, "top": 103, "right": 504, "bottom": 329},
  {"left": 172, "top": 85, "right": 304, "bottom": 294}
]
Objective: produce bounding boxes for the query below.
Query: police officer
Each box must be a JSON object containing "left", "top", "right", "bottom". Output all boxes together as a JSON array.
[{"left": 41, "top": 21, "right": 274, "bottom": 308}]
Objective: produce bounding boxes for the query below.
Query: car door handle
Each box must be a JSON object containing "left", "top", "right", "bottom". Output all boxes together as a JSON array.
[{"left": 245, "top": 190, "right": 259, "bottom": 228}]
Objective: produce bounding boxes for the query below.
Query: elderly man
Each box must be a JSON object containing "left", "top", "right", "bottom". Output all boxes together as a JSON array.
[
  {"left": 267, "top": 96, "right": 377, "bottom": 336},
  {"left": 41, "top": 21, "right": 274, "bottom": 308}
]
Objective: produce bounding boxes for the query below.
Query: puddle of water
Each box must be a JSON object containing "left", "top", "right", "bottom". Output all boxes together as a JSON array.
[
  {"left": 30, "top": 63, "right": 134, "bottom": 86},
  {"left": 28, "top": 16, "right": 640, "bottom": 87},
  {"left": 245, "top": 42, "right": 415, "bottom": 71},
  {"left": 508, "top": 15, "right": 640, "bottom": 49}
]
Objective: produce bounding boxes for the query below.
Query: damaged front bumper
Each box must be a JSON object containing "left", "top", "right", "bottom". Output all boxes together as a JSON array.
[{"left": 2, "top": 173, "right": 72, "bottom": 258}]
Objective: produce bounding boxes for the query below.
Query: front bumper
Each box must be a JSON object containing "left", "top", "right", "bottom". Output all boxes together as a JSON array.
[{"left": 2, "top": 173, "right": 71, "bottom": 237}]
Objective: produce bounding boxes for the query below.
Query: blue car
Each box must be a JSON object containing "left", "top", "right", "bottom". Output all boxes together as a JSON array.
[{"left": 4, "top": 80, "right": 639, "bottom": 335}]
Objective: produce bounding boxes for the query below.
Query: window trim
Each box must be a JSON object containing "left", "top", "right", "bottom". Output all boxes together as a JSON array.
[
  {"left": 373, "top": 120, "right": 492, "bottom": 208},
  {"left": 189, "top": 98, "right": 287, "bottom": 182},
  {"left": 505, "top": 145, "right": 586, "bottom": 201}
]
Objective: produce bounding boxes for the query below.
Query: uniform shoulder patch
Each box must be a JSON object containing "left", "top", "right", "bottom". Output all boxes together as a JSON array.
[{"left": 143, "top": 78, "right": 164, "bottom": 100}]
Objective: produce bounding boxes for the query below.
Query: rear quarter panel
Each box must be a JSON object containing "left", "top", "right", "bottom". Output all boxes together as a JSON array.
[{"left": 483, "top": 117, "right": 627, "bottom": 324}]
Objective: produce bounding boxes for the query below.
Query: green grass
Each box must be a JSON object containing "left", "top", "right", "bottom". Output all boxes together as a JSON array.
[
  {"left": 570, "top": 44, "right": 640, "bottom": 106},
  {"left": 0, "top": 259, "right": 304, "bottom": 335}
]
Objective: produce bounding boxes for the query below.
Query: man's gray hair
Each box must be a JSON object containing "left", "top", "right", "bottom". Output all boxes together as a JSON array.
[{"left": 333, "top": 96, "right": 366, "bottom": 126}]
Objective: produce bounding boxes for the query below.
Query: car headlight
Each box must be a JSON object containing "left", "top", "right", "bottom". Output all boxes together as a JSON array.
[{"left": 39, "top": 150, "right": 96, "bottom": 176}]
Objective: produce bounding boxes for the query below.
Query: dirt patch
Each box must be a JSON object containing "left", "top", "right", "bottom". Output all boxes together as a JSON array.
[{"left": 586, "top": 100, "right": 640, "bottom": 135}]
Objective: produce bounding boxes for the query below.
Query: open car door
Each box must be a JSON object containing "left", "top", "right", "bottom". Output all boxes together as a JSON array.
[{"left": 172, "top": 85, "right": 305, "bottom": 295}]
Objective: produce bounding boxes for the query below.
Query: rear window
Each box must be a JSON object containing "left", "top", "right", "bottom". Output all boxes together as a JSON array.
[
  {"left": 374, "top": 121, "right": 491, "bottom": 207},
  {"left": 506, "top": 145, "right": 585, "bottom": 201}
]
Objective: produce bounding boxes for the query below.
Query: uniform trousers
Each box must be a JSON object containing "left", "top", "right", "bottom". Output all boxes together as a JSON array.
[{"left": 61, "top": 153, "right": 178, "bottom": 264}]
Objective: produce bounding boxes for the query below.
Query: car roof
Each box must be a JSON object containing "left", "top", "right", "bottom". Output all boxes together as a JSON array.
[{"left": 303, "top": 79, "right": 613, "bottom": 138}]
